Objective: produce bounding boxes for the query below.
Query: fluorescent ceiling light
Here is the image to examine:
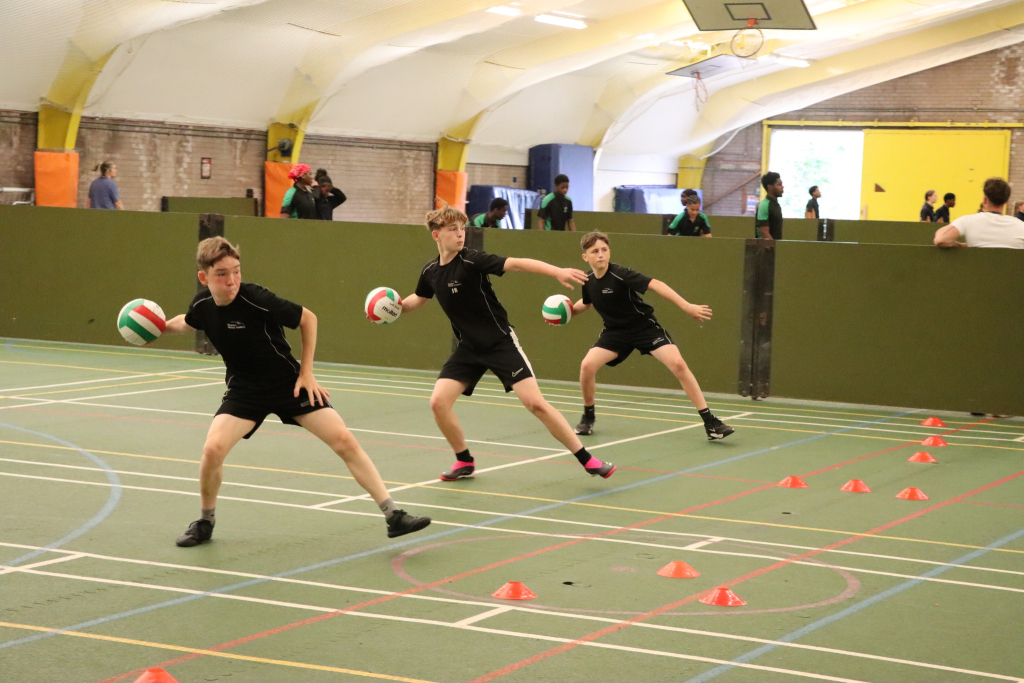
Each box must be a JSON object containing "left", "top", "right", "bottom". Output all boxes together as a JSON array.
[
  {"left": 535, "top": 13, "right": 587, "bottom": 29},
  {"left": 635, "top": 33, "right": 658, "bottom": 42},
  {"left": 486, "top": 5, "right": 521, "bottom": 16}
]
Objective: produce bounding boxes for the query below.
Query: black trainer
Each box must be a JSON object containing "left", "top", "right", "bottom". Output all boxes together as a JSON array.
[
  {"left": 176, "top": 519, "right": 214, "bottom": 547},
  {"left": 705, "top": 417, "right": 735, "bottom": 441},
  {"left": 575, "top": 415, "right": 595, "bottom": 435},
  {"left": 387, "top": 510, "right": 432, "bottom": 538},
  {"left": 584, "top": 460, "right": 616, "bottom": 479},
  {"left": 440, "top": 461, "right": 475, "bottom": 481}
]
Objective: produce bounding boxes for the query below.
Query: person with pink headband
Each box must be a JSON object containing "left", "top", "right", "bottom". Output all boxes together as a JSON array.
[{"left": 280, "top": 163, "right": 318, "bottom": 219}]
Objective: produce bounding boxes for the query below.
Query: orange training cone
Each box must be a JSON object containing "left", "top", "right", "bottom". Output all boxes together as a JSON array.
[
  {"left": 840, "top": 479, "right": 871, "bottom": 493},
  {"left": 921, "top": 436, "right": 948, "bottom": 447},
  {"left": 492, "top": 581, "right": 537, "bottom": 600},
  {"left": 699, "top": 587, "right": 747, "bottom": 607},
  {"left": 132, "top": 670, "right": 180, "bottom": 683},
  {"left": 920, "top": 417, "right": 946, "bottom": 427},
  {"left": 896, "top": 487, "right": 929, "bottom": 501},
  {"left": 657, "top": 561, "right": 700, "bottom": 578},
  {"left": 778, "top": 475, "right": 809, "bottom": 488},
  {"left": 908, "top": 451, "right": 938, "bottom": 464}
]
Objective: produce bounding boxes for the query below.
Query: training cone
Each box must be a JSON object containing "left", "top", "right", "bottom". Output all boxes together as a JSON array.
[
  {"left": 840, "top": 479, "right": 871, "bottom": 493},
  {"left": 699, "top": 587, "right": 747, "bottom": 607},
  {"left": 132, "top": 670, "right": 180, "bottom": 683},
  {"left": 896, "top": 487, "right": 929, "bottom": 501},
  {"left": 492, "top": 581, "right": 537, "bottom": 600},
  {"left": 921, "top": 436, "right": 948, "bottom": 447},
  {"left": 908, "top": 451, "right": 938, "bottom": 464},
  {"left": 777, "top": 475, "right": 809, "bottom": 488},
  {"left": 920, "top": 417, "right": 947, "bottom": 427},
  {"left": 657, "top": 561, "right": 701, "bottom": 579}
]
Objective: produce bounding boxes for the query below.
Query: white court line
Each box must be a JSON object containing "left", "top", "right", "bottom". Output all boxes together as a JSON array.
[
  {"left": 1015, "top": 435, "right": 1024, "bottom": 443},
  {"left": 0, "top": 381, "right": 223, "bottom": 411},
  {"left": 0, "top": 553, "right": 84, "bottom": 574},
  {"left": 729, "top": 415, "right": 1022, "bottom": 443},
  {"left": 4, "top": 557, "right": 1018, "bottom": 683},
  {"left": 0, "top": 367, "right": 218, "bottom": 395},
  {"left": 681, "top": 537, "right": 724, "bottom": 551}
]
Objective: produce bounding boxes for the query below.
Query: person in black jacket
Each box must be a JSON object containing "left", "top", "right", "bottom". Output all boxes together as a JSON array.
[
  {"left": 315, "top": 168, "right": 347, "bottom": 221},
  {"left": 280, "top": 164, "right": 318, "bottom": 220}
]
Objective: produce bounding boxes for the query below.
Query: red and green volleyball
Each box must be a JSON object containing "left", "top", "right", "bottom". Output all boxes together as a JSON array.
[
  {"left": 542, "top": 294, "right": 573, "bottom": 326},
  {"left": 365, "top": 287, "right": 403, "bottom": 324},
  {"left": 117, "top": 299, "right": 166, "bottom": 346}
]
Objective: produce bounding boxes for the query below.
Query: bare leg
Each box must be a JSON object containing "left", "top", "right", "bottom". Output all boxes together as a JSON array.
[
  {"left": 650, "top": 345, "right": 708, "bottom": 411},
  {"left": 294, "top": 409, "right": 390, "bottom": 505},
  {"left": 579, "top": 347, "right": 619, "bottom": 406},
  {"left": 429, "top": 378, "right": 470, "bottom": 453},
  {"left": 199, "top": 414, "right": 256, "bottom": 509},
  {"left": 512, "top": 378, "right": 583, "bottom": 453}
]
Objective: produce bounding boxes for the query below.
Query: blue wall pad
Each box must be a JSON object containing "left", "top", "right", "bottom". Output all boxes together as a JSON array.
[{"left": 528, "top": 144, "right": 594, "bottom": 211}]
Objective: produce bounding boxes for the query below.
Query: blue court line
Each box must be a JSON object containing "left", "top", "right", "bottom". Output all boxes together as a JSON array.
[
  {"left": 684, "top": 525, "right": 1024, "bottom": 683},
  {"left": 0, "top": 408, "right": 912, "bottom": 651},
  {"left": 0, "top": 423, "right": 122, "bottom": 568}
]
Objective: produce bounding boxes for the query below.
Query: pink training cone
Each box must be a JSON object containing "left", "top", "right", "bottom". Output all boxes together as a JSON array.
[
  {"left": 920, "top": 417, "right": 946, "bottom": 427},
  {"left": 908, "top": 451, "right": 938, "bottom": 464},
  {"left": 840, "top": 479, "right": 871, "bottom": 493},
  {"left": 133, "top": 670, "right": 180, "bottom": 683},
  {"left": 657, "top": 561, "right": 700, "bottom": 579},
  {"left": 896, "top": 487, "right": 930, "bottom": 501},
  {"left": 921, "top": 436, "right": 948, "bottom": 447},
  {"left": 777, "top": 475, "right": 809, "bottom": 488},
  {"left": 491, "top": 581, "right": 537, "bottom": 600},
  {"left": 699, "top": 587, "right": 747, "bottom": 607}
]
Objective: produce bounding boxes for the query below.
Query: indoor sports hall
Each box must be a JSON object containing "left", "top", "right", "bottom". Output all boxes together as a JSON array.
[{"left": 1, "top": 2, "right": 1023, "bottom": 683}]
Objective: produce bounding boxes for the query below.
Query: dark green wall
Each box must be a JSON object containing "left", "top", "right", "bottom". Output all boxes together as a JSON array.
[
  {"left": 559, "top": 210, "right": 665, "bottom": 235},
  {"left": 0, "top": 206, "right": 197, "bottom": 350},
  {"left": 708, "top": 215, "right": 819, "bottom": 241},
  {"left": 162, "top": 197, "right": 259, "bottom": 217},
  {"left": 832, "top": 219, "right": 937, "bottom": 245},
  {"left": 772, "top": 242, "right": 1024, "bottom": 415},
  {"left": 484, "top": 230, "right": 745, "bottom": 394}
]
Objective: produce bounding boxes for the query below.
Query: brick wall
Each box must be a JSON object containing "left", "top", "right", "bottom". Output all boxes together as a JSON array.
[
  {"left": 0, "top": 111, "right": 37, "bottom": 204},
  {"left": 466, "top": 163, "right": 528, "bottom": 189},
  {"left": 702, "top": 43, "right": 1024, "bottom": 215}
]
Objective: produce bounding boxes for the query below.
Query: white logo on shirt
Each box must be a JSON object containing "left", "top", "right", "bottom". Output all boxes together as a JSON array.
[
  {"left": 602, "top": 288, "right": 614, "bottom": 294},
  {"left": 512, "top": 368, "right": 524, "bottom": 377},
  {"left": 449, "top": 280, "right": 461, "bottom": 294},
  {"left": 227, "top": 321, "right": 245, "bottom": 330}
]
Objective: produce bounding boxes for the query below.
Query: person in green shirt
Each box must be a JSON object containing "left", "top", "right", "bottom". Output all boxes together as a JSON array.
[
  {"left": 471, "top": 198, "right": 509, "bottom": 228},
  {"left": 755, "top": 171, "right": 784, "bottom": 240},
  {"left": 280, "top": 164, "right": 318, "bottom": 220},
  {"left": 667, "top": 195, "right": 712, "bottom": 237},
  {"left": 536, "top": 174, "right": 575, "bottom": 231}
]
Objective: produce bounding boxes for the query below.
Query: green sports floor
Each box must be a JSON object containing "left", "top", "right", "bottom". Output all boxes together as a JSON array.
[{"left": 1, "top": 338, "right": 1023, "bottom": 683}]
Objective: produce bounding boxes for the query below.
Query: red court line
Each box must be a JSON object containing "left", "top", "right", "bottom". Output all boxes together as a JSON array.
[
  {"left": 96, "top": 418, "right": 990, "bottom": 683},
  {"left": 468, "top": 467, "right": 1024, "bottom": 683},
  {"left": 962, "top": 500, "right": 1024, "bottom": 510}
]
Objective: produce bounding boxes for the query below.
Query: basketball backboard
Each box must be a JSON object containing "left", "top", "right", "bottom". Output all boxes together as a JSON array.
[
  {"left": 680, "top": 0, "right": 817, "bottom": 30},
  {"left": 666, "top": 54, "right": 752, "bottom": 78}
]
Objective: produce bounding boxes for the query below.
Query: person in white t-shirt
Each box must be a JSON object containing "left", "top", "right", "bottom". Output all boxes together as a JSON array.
[{"left": 934, "top": 178, "right": 1024, "bottom": 249}]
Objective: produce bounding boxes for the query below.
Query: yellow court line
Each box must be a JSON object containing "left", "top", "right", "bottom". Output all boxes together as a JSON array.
[
  {"left": 7, "top": 344, "right": 220, "bottom": 364},
  {"left": 0, "top": 621, "right": 437, "bottom": 683},
  {"left": 5, "top": 438, "right": 1022, "bottom": 555},
  {"left": 0, "top": 377, "right": 198, "bottom": 399}
]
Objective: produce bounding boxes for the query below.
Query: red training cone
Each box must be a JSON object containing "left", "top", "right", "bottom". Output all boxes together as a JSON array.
[
  {"left": 657, "top": 561, "right": 700, "bottom": 578},
  {"left": 840, "top": 479, "right": 871, "bottom": 493},
  {"left": 920, "top": 417, "right": 946, "bottom": 427},
  {"left": 921, "top": 436, "right": 948, "bottom": 447},
  {"left": 699, "top": 587, "right": 747, "bottom": 607},
  {"left": 492, "top": 581, "right": 537, "bottom": 600},
  {"left": 896, "top": 487, "right": 929, "bottom": 501},
  {"left": 777, "top": 475, "right": 809, "bottom": 488},
  {"left": 133, "top": 670, "right": 180, "bottom": 683},
  {"left": 908, "top": 451, "right": 938, "bottom": 464}
]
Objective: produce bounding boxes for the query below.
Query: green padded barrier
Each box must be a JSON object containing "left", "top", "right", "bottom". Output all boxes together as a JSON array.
[
  {"left": 707, "top": 214, "right": 819, "bottom": 241},
  {"left": 0, "top": 206, "right": 198, "bottom": 350},
  {"left": 483, "top": 230, "right": 746, "bottom": 394},
  {"left": 772, "top": 241, "right": 1024, "bottom": 415},
  {"left": 832, "top": 219, "right": 938, "bottom": 245},
  {"left": 223, "top": 217, "right": 453, "bottom": 371},
  {"left": 525, "top": 209, "right": 665, "bottom": 235},
  {"left": 162, "top": 196, "right": 259, "bottom": 217}
]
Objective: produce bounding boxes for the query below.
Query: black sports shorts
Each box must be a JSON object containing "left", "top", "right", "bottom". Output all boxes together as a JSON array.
[
  {"left": 215, "top": 381, "right": 332, "bottom": 439},
  {"left": 593, "top": 323, "right": 674, "bottom": 367},
  {"left": 438, "top": 331, "right": 535, "bottom": 396}
]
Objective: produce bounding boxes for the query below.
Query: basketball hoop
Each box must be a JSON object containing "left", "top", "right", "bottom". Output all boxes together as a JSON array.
[
  {"left": 731, "top": 19, "right": 765, "bottom": 58},
  {"left": 693, "top": 71, "right": 708, "bottom": 112}
]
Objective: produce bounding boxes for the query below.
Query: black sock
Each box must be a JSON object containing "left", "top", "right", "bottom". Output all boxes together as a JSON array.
[
  {"left": 455, "top": 449, "right": 474, "bottom": 464},
  {"left": 698, "top": 408, "right": 714, "bottom": 425},
  {"left": 583, "top": 405, "right": 595, "bottom": 418},
  {"left": 573, "top": 447, "right": 594, "bottom": 466}
]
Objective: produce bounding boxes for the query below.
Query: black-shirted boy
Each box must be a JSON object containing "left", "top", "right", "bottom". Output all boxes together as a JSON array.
[
  {"left": 161, "top": 237, "right": 431, "bottom": 547},
  {"left": 571, "top": 231, "right": 734, "bottom": 441},
  {"left": 934, "top": 193, "right": 956, "bottom": 223},
  {"left": 755, "top": 172, "right": 784, "bottom": 240},
  {"left": 805, "top": 186, "right": 821, "bottom": 219},
  {"left": 400, "top": 204, "right": 616, "bottom": 481},
  {"left": 471, "top": 198, "right": 509, "bottom": 228},
  {"left": 536, "top": 174, "right": 575, "bottom": 231},
  {"left": 667, "top": 195, "right": 712, "bottom": 236}
]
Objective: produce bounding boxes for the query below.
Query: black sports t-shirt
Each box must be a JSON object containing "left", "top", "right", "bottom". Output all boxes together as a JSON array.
[
  {"left": 185, "top": 283, "right": 303, "bottom": 390},
  {"left": 920, "top": 203, "right": 936, "bottom": 222},
  {"left": 806, "top": 197, "right": 819, "bottom": 218},
  {"left": 755, "top": 197, "right": 784, "bottom": 239},
  {"left": 538, "top": 193, "right": 573, "bottom": 231},
  {"left": 415, "top": 249, "right": 511, "bottom": 351},
  {"left": 581, "top": 263, "right": 656, "bottom": 330},
  {"left": 934, "top": 205, "right": 950, "bottom": 223},
  {"left": 668, "top": 212, "right": 711, "bottom": 237}
]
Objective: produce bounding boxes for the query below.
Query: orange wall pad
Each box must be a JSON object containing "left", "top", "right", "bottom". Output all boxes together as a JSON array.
[
  {"left": 264, "top": 161, "right": 295, "bottom": 217},
  {"left": 34, "top": 151, "right": 79, "bottom": 207},
  {"left": 435, "top": 170, "right": 467, "bottom": 213}
]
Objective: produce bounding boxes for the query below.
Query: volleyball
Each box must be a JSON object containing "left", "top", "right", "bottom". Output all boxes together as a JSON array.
[
  {"left": 365, "top": 287, "right": 403, "bottom": 324},
  {"left": 117, "top": 299, "right": 166, "bottom": 346},
  {"left": 542, "top": 294, "right": 573, "bottom": 326}
]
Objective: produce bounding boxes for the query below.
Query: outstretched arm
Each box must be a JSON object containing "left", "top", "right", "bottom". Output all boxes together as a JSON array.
[
  {"left": 399, "top": 293, "right": 432, "bottom": 314},
  {"left": 647, "top": 279, "right": 712, "bottom": 322},
  {"left": 504, "top": 257, "right": 588, "bottom": 289},
  {"left": 164, "top": 315, "right": 195, "bottom": 335},
  {"left": 294, "top": 307, "right": 330, "bottom": 406},
  {"left": 571, "top": 299, "right": 592, "bottom": 316},
  {"left": 934, "top": 224, "right": 966, "bottom": 247}
]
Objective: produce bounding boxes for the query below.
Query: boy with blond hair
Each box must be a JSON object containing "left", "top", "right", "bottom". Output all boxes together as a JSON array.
[
  {"left": 571, "top": 231, "right": 734, "bottom": 440},
  {"left": 161, "top": 237, "right": 431, "bottom": 546},
  {"left": 399, "top": 204, "right": 617, "bottom": 481}
]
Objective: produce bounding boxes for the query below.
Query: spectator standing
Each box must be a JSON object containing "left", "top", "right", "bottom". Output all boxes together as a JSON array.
[
  {"left": 755, "top": 172, "right": 784, "bottom": 240},
  {"left": 86, "top": 161, "right": 124, "bottom": 210},
  {"left": 536, "top": 174, "right": 575, "bottom": 231},
  {"left": 934, "top": 192, "right": 956, "bottom": 223},
  {"left": 805, "top": 186, "right": 821, "bottom": 219},
  {"left": 934, "top": 178, "right": 1023, "bottom": 249},
  {"left": 667, "top": 196, "right": 712, "bottom": 237},
  {"left": 314, "top": 168, "right": 346, "bottom": 221},
  {"left": 471, "top": 198, "right": 509, "bottom": 228},
  {"left": 1012, "top": 200, "right": 1024, "bottom": 221},
  {"left": 281, "top": 164, "right": 318, "bottom": 219},
  {"left": 920, "top": 190, "right": 937, "bottom": 222}
]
